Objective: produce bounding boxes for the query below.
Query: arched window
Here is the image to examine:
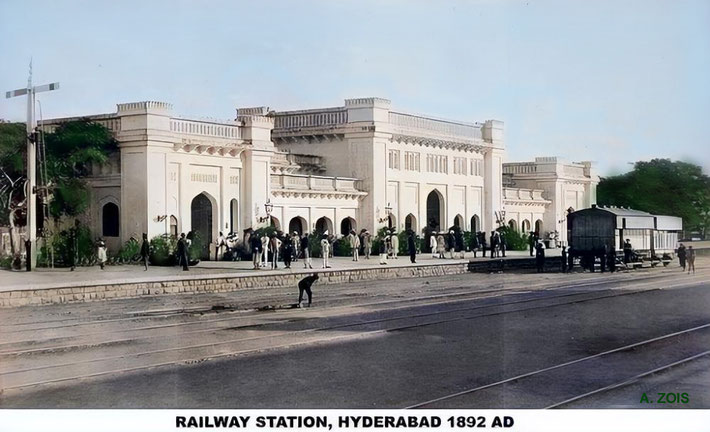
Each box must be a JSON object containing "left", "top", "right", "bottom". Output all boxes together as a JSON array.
[
  {"left": 102, "top": 202, "right": 119, "bottom": 237},
  {"left": 170, "top": 215, "right": 178, "bottom": 237},
  {"left": 508, "top": 219, "right": 518, "bottom": 232}
]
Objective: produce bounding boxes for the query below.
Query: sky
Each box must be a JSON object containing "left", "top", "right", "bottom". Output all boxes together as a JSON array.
[{"left": 1, "top": 0, "right": 709, "bottom": 176}]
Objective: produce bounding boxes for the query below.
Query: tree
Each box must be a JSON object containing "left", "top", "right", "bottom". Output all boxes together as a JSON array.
[
  {"left": 597, "top": 159, "right": 710, "bottom": 238},
  {"left": 0, "top": 119, "right": 117, "bottom": 257}
]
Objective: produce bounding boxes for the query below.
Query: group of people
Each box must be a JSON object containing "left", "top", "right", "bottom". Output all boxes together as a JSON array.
[
  {"left": 677, "top": 243, "right": 696, "bottom": 274},
  {"left": 245, "top": 230, "right": 319, "bottom": 270}
]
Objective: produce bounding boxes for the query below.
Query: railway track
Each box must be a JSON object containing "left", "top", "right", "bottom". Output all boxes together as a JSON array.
[
  {"left": 1, "top": 274, "right": 707, "bottom": 394},
  {"left": 406, "top": 322, "right": 710, "bottom": 409}
]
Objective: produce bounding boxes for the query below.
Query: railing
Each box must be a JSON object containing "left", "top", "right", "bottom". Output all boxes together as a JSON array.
[
  {"left": 271, "top": 174, "right": 361, "bottom": 192},
  {"left": 389, "top": 112, "right": 483, "bottom": 141},
  {"left": 170, "top": 118, "right": 242, "bottom": 139},
  {"left": 272, "top": 109, "right": 348, "bottom": 129},
  {"left": 503, "top": 163, "right": 537, "bottom": 175}
]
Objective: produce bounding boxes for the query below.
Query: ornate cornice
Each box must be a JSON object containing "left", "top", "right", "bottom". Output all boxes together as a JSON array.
[
  {"left": 271, "top": 189, "right": 367, "bottom": 200},
  {"left": 390, "top": 134, "right": 489, "bottom": 153},
  {"left": 172, "top": 142, "right": 248, "bottom": 157}
]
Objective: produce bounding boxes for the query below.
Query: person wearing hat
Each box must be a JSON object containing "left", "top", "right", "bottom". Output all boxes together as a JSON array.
[
  {"left": 320, "top": 231, "right": 331, "bottom": 268},
  {"left": 430, "top": 231, "right": 438, "bottom": 258},
  {"left": 362, "top": 230, "right": 372, "bottom": 259},
  {"left": 447, "top": 230, "right": 456, "bottom": 259},
  {"left": 269, "top": 233, "right": 281, "bottom": 269},
  {"left": 436, "top": 231, "right": 446, "bottom": 259},
  {"left": 390, "top": 230, "right": 399, "bottom": 259},
  {"left": 348, "top": 230, "right": 361, "bottom": 261},
  {"left": 291, "top": 231, "right": 300, "bottom": 262},
  {"left": 300, "top": 232, "right": 313, "bottom": 269}
]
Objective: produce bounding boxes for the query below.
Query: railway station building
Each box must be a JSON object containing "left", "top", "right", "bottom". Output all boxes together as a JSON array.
[{"left": 39, "top": 97, "right": 598, "bottom": 256}]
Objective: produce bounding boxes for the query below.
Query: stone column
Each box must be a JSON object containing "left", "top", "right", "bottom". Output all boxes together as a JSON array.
[
  {"left": 482, "top": 120, "right": 505, "bottom": 233},
  {"left": 239, "top": 113, "right": 275, "bottom": 229}
]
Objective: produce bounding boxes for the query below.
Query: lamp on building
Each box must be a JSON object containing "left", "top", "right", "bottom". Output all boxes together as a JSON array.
[
  {"left": 155, "top": 214, "right": 168, "bottom": 222},
  {"left": 257, "top": 199, "right": 274, "bottom": 224},
  {"left": 377, "top": 203, "right": 393, "bottom": 223},
  {"left": 495, "top": 210, "right": 506, "bottom": 228}
]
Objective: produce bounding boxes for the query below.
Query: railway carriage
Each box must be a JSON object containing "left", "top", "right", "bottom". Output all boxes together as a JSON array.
[{"left": 567, "top": 205, "right": 682, "bottom": 267}]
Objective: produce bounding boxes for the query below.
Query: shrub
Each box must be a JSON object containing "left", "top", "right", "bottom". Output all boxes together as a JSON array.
[
  {"left": 150, "top": 234, "right": 176, "bottom": 266},
  {"left": 40, "top": 226, "right": 95, "bottom": 267},
  {"left": 333, "top": 237, "right": 352, "bottom": 257},
  {"left": 497, "top": 226, "right": 528, "bottom": 251},
  {"left": 115, "top": 238, "right": 140, "bottom": 263},
  {"left": 0, "top": 255, "right": 12, "bottom": 269},
  {"left": 187, "top": 232, "right": 203, "bottom": 261}
]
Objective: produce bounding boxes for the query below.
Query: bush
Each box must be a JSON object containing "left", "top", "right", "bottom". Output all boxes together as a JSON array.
[
  {"left": 0, "top": 255, "right": 12, "bottom": 269},
  {"left": 39, "top": 226, "right": 95, "bottom": 267},
  {"left": 115, "top": 238, "right": 140, "bottom": 263},
  {"left": 187, "top": 232, "right": 203, "bottom": 261},
  {"left": 333, "top": 237, "right": 352, "bottom": 257},
  {"left": 497, "top": 226, "right": 528, "bottom": 251},
  {"left": 150, "top": 234, "right": 177, "bottom": 266}
]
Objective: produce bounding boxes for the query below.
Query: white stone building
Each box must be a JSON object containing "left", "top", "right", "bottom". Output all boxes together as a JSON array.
[{"left": 39, "top": 97, "right": 597, "bottom": 257}]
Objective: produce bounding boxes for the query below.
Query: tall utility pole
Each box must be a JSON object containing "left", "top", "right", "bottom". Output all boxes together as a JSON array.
[{"left": 5, "top": 61, "right": 59, "bottom": 271}]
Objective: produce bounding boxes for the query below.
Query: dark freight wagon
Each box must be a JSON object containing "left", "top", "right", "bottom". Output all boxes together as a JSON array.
[{"left": 567, "top": 205, "right": 682, "bottom": 267}]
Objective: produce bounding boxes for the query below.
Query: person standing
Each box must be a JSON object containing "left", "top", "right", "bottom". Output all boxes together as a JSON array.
[
  {"left": 480, "top": 232, "right": 487, "bottom": 258},
  {"left": 455, "top": 230, "right": 465, "bottom": 259},
  {"left": 499, "top": 232, "right": 507, "bottom": 258},
  {"left": 436, "top": 232, "right": 446, "bottom": 259},
  {"left": 490, "top": 231, "right": 498, "bottom": 259},
  {"left": 349, "top": 230, "right": 361, "bottom": 261},
  {"left": 677, "top": 243, "right": 687, "bottom": 270},
  {"left": 379, "top": 236, "right": 389, "bottom": 265},
  {"left": 408, "top": 231, "right": 417, "bottom": 263},
  {"left": 623, "top": 239, "right": 633, "bottom": 264},
  {"left": 216, "top": 231, "right": 226, "bottom": 261},
  {"left": 567, "top": 246, "right": 575, "bottom": 272},
  {"left": 283, "top": 235, "right": 293, "bottom": 269},
  {"left": 250, "top": 232, "right": 262, "bottom": 270},
  {"left": 430, "top": 232, "right": 438, "bottom": 258},
  {"left": 300, "top": 233, "right": 312, "bottom": 269},
  {"left": 140, "top": 233, "right": 150, "bottom": 271},
  {"left": 297, "top": 273, "right": 319, "bottom": 307},
  {"left": 470, "top": 231, "right": 480, "bottom": 258},
  {"left": 362, "top": 230, "right": 372, "bottom": 259},
  {"left": 320, "top": 234, "right": 331, "bottom": 268},
  {"left": 177, "top": 233, "right": 189, "bottom": 271},
  {"left": 687, "top": 246, "right": 696, "bottom": 274},
  {"left": 561, "top": 246, "right": 568, "bottom": 273},
  {"left": 447, "top": 230, "right": 456, "bottom": 259},
  {"left": 390, "top": 231, "right": 399, "bottom": 259},
  {"left": 291, "top": 232, "right": 300, "bottom": 262},
  {"left": 535, "top": 241, "right": 546, "bottom": 273},
  {"left": 528, "top": 231, "right": 535, "bottom": 257},
  {"left": 269, "top": 234, "right": 280, "bottom": 269},
  {"left": 96, "top": 238, "right": 107, "bottom": 270}
]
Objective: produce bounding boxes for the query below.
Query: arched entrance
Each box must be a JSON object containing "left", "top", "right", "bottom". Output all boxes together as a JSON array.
[
  {"left": 102, "top": 202, "right": 119, "bottom": 237},
  {"left": 470, "top": 214, "right": 480, "bottom": 233},
  {"left": 315, "top": 216, "right": 333, "bottom": 234},
  {"left": 405, "top": 214, "right": 417, "bottom": 232},
  {"left": 426, "top": 190, "right": 444, "bottom": 232},
  {"left": 269, "top": 216, "right": 281, "bottom": 230},
  {"left": 454, "top": 214, "right": 464, "bottom": 229},
  {"left": 191, "top": 193, "right": 215, "bottom": 260},
  {"left": 508, "top": 219, "right": 518, "bottom": 232},
  {"left": 340, "top": 217, "right": 356, "bottom": 236},
  {"left": 535, "top": 219, "right": 543, "bottom": 235},
  {"left": 289, "top": 216, "right": 306, "bottom": 235},
  {"left": 522, "top": 219, "right": 531, "bottom": 233}
]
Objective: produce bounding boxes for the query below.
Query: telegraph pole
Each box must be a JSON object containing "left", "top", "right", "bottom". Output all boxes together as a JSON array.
[{"left": 5, "top": 61, "right": 59, "bottom": 271}]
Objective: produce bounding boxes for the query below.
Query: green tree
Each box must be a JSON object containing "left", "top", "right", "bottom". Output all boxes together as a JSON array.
[
  {"left": 0, "top": 119, "right": 117, "bottom": 258},
  {"left": 597, "top": 159, "right": 710, "bottom": 238}
]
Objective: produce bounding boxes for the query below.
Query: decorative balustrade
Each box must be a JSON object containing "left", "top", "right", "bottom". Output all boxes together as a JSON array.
[
  {"left": 389, "top": 112, "right": 483, "bottom": 141},
  {"left": 502, "top": 163, "right": 537, "bottom": 175},
  {"left": 272, "top": 109, "right": 348, "bottom": 129},
  {"left": 271, "top": 174, "right": 361, "bottom": 193},
  {"left": 170, "top": 118, "right": 242, "bottom": 139}
]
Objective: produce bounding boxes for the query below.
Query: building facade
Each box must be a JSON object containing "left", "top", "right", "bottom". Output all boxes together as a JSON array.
[{"left": 37, "top": 97, "right": 597, "bottom": 256}]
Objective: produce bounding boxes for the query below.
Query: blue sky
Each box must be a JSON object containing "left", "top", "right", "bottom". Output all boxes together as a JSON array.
[{"left": 1, "top": 0, "right": 708, "bottom": 175}]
